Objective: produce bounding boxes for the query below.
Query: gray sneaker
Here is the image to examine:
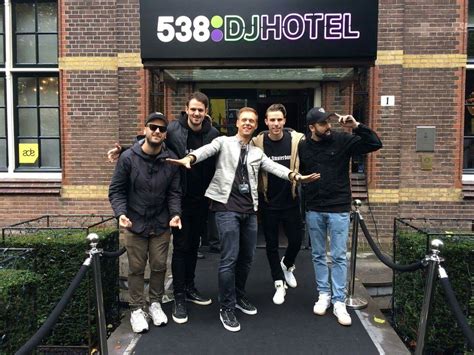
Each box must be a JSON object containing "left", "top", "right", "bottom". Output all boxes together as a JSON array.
[{"left": 130, "top": 308, "right": 149, "bottom": 333}]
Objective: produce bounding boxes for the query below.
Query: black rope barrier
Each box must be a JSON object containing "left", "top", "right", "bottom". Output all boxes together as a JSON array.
[
  {"left": 438, "top": 275, "right": 474, "bottom": 349},
  {"left": 102, "top": 247, "right": 126, "bottom": 258},
  {"left": 15, "top": 260, "right": 91, "bottom": 355},
  {"left": 359, "top": 217, "right": 423, "bottom": 272}
]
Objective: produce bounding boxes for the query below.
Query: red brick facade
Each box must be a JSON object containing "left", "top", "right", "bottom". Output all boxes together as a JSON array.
[{"left": 0, "top": 0, "right": 471, "bottom": 240}]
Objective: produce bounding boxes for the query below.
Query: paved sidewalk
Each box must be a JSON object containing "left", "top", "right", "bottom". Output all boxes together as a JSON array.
[{"left": 108, "top": 249, "right": 407, "bottom": 355}]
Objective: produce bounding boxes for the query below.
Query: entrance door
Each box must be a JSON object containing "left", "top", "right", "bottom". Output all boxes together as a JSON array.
[
  {"left": 201, "top": 88, "right": 313, "bottom": 136},
  {"left": 255, "top": 89, "right": 312, "bottom": 134}
]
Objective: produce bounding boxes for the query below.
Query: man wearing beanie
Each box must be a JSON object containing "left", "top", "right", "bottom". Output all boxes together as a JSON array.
[
  {"left": 109, "top": 112, "right": 182, "bottom": 333},
  {"left": 298, "top": 107, "right": 382, "bottom": 326}
]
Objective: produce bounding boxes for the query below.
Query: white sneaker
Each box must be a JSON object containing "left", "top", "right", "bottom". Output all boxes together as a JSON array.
[
  {"left": 313, "top": 293, "right": 331, "bottom": 315},
  {"left": 272, "top": 280, "right": 287, "bottom": 305},
  {"left": 149, "top": 302, "right": 168, "bottom": 326},
  {"left": 130, "top": 308, "right": 149, "bottom": 333},
  {"left": 333, "top": 301, "right": 352, "bottom": 326},
  {"left": 280, "top": 257, "right": 297, "bottom": 288}
]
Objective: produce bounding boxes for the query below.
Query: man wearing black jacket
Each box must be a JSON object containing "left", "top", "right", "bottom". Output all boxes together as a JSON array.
[
  {"left": 109, "top": 112, "right": 182, "bottom": 333},
  {"left": 107, "top": 92, "right": 219, "bottom": 324},
  {"left": 167, "top": 92, "right": 219, "bottom": 323},
  {"left": 299, "top": 107, "right": 382, "bottom": 327}
]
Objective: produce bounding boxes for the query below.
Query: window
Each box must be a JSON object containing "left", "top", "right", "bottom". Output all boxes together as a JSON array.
[
  {"left": 466, "top": 2, "right": 474, "bottom": 173},
  {"left": 464, "top": 71, "right": 474, "bottom": 172},
  {"left": 13, "top": 0, "right": 57, "bottom": 66},
  {"left": 15, "top": 75, "right": 59, "bottom": 170},
  {"left": 0, "top": 0, "right": 59, "bottom": 177}
]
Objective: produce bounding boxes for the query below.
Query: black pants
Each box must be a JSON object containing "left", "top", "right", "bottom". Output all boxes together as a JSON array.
[
  {"left": 261, "top": 205, "right": 303, "bottom": 282},
  {"left": 206, "top": 211, "right": 220, "bottom": 250},
  {"left": 172, "top": 198, "right": 208, "bottom": 297}
]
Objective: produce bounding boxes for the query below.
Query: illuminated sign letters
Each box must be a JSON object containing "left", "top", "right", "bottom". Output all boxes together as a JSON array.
[
  {"left": 140, "top": 0, "right": 378, "bottom": 60},
  {"left": 156, "top": 13, "right": 360, "bottom": 43}
]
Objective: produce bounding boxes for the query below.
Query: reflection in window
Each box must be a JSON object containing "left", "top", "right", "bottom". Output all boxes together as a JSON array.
[
  {"left": 14, "top": 1, "right": 58, "bottom": 66},
  {"left": 15, "top": 76, "right": 60, "bottom": 170}
]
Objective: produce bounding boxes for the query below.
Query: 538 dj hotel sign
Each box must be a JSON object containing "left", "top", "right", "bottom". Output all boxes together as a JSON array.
[{"left": 140, "top": 0, "right": 378, "bottom": 60}]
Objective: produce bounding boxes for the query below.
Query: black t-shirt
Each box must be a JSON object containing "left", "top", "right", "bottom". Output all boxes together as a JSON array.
[
  {"left": 185, "top": 129, "right": 206, "bottom": 201},
  {"left": 261, "top": 131, "right": 298, "bottom": 210},
  {"left": 211, "top": 145, "right": 254, "bottom": 214}
]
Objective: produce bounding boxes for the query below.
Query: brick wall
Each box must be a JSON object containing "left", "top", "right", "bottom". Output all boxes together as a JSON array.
[
  {"left": 368, "top": 0, "right": 470, "bottom": 239},
  {"left": 1, "top": 0, "right": 472, "bottom": 241},
  {"left": 0, "top": 0, "right": 144, "bottom": 226}
]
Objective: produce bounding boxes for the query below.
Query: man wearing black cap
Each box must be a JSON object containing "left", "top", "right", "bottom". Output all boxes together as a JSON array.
[
  {"left": 109, "top": 112, "right": 182, "bottom": 333},
  {"left": 298, "top": 107, "right": 382, "bottom": 326},
  {"left": 107, "top": 92, "right": 219, "bottom": 324}
]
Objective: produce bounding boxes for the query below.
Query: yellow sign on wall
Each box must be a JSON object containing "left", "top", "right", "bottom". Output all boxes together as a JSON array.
[{"left": 19, "top": 143, "right": 39, "bottom": 164}]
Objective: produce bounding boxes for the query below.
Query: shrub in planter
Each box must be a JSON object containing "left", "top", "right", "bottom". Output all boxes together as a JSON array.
[
  {"left": 1, "top": 228, "right": 120, "bottom": 349},
  {"left": 393, "top": 231, "right": 474, "bottom": 353},
  {"left": 0, "top": 269, "right": 41, "bottom": 354}
]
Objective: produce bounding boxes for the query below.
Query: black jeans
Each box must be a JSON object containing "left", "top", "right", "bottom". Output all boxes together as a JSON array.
[
  {"left": 261, "top": 205, "right": 303, "bottom": 282},
  {"left": 215, "top": 211, "right": 257, "bottom": 309},
  {"left": 172, "top": 198, "right": 208, "bottom": 298}
]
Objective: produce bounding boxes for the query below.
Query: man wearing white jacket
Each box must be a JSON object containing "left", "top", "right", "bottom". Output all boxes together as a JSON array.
[{"left": 167, "top": 107, "right": 319, "bottom": 332}]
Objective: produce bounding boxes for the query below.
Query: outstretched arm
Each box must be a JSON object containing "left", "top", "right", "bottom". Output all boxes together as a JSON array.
[
  {"left": 166, "top": 155, "right": 195, "bottom": 169},
  {"left": 289, "top": 171, "right": 320, "bottom": 184}
]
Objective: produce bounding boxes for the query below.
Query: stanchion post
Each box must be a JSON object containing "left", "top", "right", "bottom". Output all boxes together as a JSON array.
[
  {"left": 87, "top": 233, "right": 108, "bottom": 355},
  {"left": 346, "top": 199, "right": 368, "bottom": 310},
  {"left": 414, "top": 239, "right": 444, "bottom": 355}
]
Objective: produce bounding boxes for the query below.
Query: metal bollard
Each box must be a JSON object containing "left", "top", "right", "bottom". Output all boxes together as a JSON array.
[
  {"left": 87, "top": 233, "right": 108, "bottom": 355},
  {"left": 346, "top": 199, "right": 368, "bottom": 309},
  {"left": 414, "top": 239, "right": 444, "bottom": 355}
]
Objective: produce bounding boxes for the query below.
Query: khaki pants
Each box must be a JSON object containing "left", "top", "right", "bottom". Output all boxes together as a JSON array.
[{"left": 124, "top": 229, "right": 171, "bottom": 310}]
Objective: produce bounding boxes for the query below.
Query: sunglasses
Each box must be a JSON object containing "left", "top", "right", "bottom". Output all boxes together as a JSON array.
[{"left": 147, "top": 123, "right": 167, "bottom": 133}]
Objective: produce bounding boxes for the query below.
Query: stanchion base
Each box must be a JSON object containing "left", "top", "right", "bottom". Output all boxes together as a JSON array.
[{"left": 346, "top": 296, "right": 368, "bottom": 310}]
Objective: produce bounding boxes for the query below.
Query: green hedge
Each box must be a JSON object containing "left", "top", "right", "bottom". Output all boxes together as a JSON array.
[
  {"left": 393, "top": 232, "right": 474, "bottom": 353},
  {"left": 0, "top": 269, "right": 41, "bottom": 354},
  {"left": 1, "top": 228, "right": 120, "bottom": 350}
]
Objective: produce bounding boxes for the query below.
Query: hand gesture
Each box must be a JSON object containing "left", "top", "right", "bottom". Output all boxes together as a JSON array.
[
  {"left": 166, "top": 156, "right": 193, "bottom": 169},
  {"left": 169, "top": 215, "right": 182, "bottom": 229},
  {"left": 295, "top": 173, "right": 320, "bottom": 183},
  {"left": 119, "top": 214, "right": 132, "bottom": 228},
  {"left": 336, "top": 114, "right": 359, "bottom": 129},
  {"left": 107, "top": 143, "right": 122, "bottom": 163}
]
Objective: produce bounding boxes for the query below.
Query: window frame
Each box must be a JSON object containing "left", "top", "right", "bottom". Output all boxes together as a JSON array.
[
  {"left": 12, "top": 0, "right": 58, "bottom": 68},
  {"left": 0, "top": 0, "right": 60, "bottom": 180},
  {"left": 13, "top": 73, "right": 60, "bottom": 172}
]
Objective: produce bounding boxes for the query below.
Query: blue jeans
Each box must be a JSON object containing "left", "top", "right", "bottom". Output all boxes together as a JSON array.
[
  {"left": 306, "top": 211, "right": 350, "bottom": 303},
  {"left": 215, "top": 211, "right": 257, "bottom": 309}
]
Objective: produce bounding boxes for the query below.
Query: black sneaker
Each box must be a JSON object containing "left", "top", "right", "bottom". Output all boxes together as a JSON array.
[
  {"left": 172, "top": 298, "right": 188, "bottom": 324},
  {"left": 197, "top": 251, "right": 205, "bottom": 259},
  {"left": 186, "top": 287, "right": 212, "bottom": 305},
  {"left": 219, "top": 307, "right": 240, "bottom": 332},
  {"left": 236, "top": 297, "right": 258, "bottom": 315}
]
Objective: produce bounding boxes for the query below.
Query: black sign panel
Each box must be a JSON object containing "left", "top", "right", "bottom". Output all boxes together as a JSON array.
[{"left": 140, "top": 0, "right": 378, "bottom": 61}]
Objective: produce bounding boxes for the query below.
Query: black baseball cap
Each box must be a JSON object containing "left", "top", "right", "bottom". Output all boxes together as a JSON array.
[
  {"left": 145, "top": 112, "right": 168, "bottom": 126},
  {"left": 306, "top": 107, "right": 335, "bottom": 125}
]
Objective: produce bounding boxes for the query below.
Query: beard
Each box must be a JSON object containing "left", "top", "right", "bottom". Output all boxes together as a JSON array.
[
  {"left": 146, "top": 136, "right": 163, "bottom": 148},
  {"left": 315, "top": 130, "right": 333, "bottom": 141}
]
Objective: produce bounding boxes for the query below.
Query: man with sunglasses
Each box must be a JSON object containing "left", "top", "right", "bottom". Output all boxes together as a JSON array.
[
  {"left": 107, "top": 92, "right": 219, "bottom": 324},
  {"left": 109, "top": 112, "right": 182, "bottom": 333}
]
